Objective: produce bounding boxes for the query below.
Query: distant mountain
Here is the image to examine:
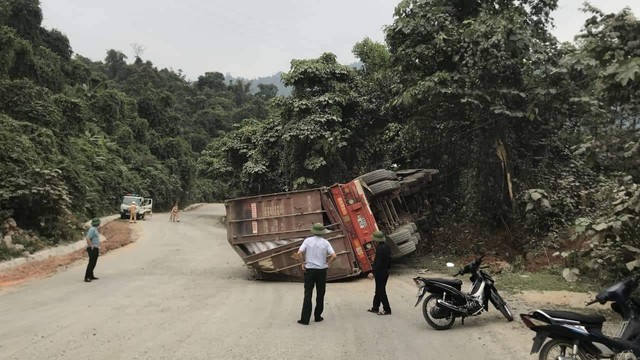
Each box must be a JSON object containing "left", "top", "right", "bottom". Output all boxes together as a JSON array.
[
  {"left": 226, "top": 62, "right": 363, "bottom": 97},
  {"left": 225, "top": 72, "right": 291, "bottom": 97}
]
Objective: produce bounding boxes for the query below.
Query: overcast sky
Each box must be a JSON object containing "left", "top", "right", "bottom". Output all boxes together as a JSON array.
[{"left": 40, "top": 0, "right": 639, "bottom": 80}]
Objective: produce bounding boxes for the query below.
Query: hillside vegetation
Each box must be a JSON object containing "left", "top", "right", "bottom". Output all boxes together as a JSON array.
[
  {"left": 1, "top": 0, "right": 639, "bottom": 283},
  {"left": 0, "top": 0, "right": 275, "bottom": 256}
]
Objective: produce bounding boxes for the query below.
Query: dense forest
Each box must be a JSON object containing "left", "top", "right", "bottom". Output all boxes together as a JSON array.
[
  {"left": 0, "top": 0, "right": 277, "bottom": 256},
  {"left": 1, "top": 0, "right": 639, "bottom": 282}
]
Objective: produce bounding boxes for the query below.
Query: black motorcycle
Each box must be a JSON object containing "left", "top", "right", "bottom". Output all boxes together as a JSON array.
[
  {"left": 521, "top": 277, "right": 640, "bottom": 360},
  {"left": 413, "top": 255, "right": 513, "bottom": 330}
]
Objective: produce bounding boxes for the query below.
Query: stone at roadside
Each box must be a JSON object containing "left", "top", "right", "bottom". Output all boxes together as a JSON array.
[
  {"left": 6, "top": 218, "right": 17, "bottom": 229},
  {"left": 13, "top": 244, "right": 25, "bottom": 251},
  {"left": 562, "top": 268, "right": 580, "bottom": 282},
  {"left": 21, "top": 251, "right": 30, "bottom": 257},
  {"left": 3, "top": 235, "right": 12, "bottom": 247}
]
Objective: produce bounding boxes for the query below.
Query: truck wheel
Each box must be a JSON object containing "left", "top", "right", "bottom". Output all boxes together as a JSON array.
[
  {"left": 369, "top": 180, "right": 401, "bottom": 196},
  {"left": 389, "top": 229, "right": 412, "bottom": 245},
  {"left": 360, "top": 169, "right": 397, "bottom": 185},
  {"left": 399, "top": 177, "right": 419, "bottom": 187},
  {"left": 408, "top": 171, "right": 428, "bottom": 183},
  {"left": 392, "top": 241, "right": 416, "bottom": 259},
  {"left": 411, "top": 234, "right": 420, "bottom": 245},
  {"left": 396, "top": 169, "right": 422, "bottom": 176},
  {"left": 397, "top": 222, "right": 417, "bottom": 233}
]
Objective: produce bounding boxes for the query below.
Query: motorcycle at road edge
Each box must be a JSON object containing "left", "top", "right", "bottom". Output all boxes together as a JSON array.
[
  {"left": 413, "top": 255, "right": 513, "bottom": 330},
  {"left": 521, "top": 277, "right": 640, "bottom": 360}
]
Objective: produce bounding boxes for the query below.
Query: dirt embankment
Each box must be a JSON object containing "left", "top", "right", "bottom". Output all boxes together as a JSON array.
[{"left": 0, "top": 221, "right": 137, "bottom": 288}]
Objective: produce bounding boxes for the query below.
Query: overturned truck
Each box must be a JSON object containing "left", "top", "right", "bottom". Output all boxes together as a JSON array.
[{"left": 225, "top": 168, "right": 437, "bottom": 281}]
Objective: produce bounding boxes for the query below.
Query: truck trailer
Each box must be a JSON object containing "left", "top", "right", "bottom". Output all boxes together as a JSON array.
[{"left": 225, "top": 169, "right": 436, "bottom": 281}]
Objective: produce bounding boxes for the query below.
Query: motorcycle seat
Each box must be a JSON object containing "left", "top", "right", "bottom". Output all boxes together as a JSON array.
[
  {"left": 427, "top": 278, "right": 463, "bottom": 287},
  {"left": 541, "top": 310, "right": 606, "bottom": 324}
]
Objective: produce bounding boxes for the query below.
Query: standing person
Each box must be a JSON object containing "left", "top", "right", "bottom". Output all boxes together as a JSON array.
[
  {"left": 294, "top": 223, "right": 337, "bottom": 325},
  {"left": 84, "top": 218, "right": 101, "bottom": 282},
  {"left": 367, "top": 230, "right": 392, "bottom": 315},
  {"left": 170, "top": 203, "right": 179, "bottom": 222},
  {"left": 129, "top": 201, "right": 137, "bottom": 223}
]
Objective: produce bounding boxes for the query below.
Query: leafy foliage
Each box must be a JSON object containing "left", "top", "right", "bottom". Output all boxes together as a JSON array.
[{"left": 0, "top": 0, "right": 272, "bottom": 252}]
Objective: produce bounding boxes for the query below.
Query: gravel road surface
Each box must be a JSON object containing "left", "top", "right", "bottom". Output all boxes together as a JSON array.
[{"left": 0, "top": 204, "right": 537, "bottom": 359}]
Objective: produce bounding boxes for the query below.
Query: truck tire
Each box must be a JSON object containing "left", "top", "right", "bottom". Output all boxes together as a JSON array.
[
  {"left": 406, "top": 172, "right": 427, "bottom": 184},
  {"left": 360, "top": 169, "right": 397, "bottom": 185},
  {"left": 399, "top": 178, "right": 419, "bottom": 194},
  {"left": 398, "top": 223, "right": 417, "bottom": 233},
  {"left": 392, "top": 241, "right": 416, "bottom": 259},
  {"left": 369, "top": 180, "right": 401, "bottom": 196},
  {"left": 396, "top": 169, "right": 422, "bottom": 176},
  {"left": 411, "top": 234, "right": 420, "bottom": 245},
  {"left": 389, "top": 229, "right": 412, "bottom": 245}
]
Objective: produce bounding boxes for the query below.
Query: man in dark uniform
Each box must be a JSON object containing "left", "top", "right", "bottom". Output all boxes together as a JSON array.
[{"left": 367, "top": 230, "right": 392, "bottom": 315}]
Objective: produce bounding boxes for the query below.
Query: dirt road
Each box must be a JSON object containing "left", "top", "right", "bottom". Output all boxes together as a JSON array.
[{"left": 0, "top": 204, "right": 538, "bottom": 359}]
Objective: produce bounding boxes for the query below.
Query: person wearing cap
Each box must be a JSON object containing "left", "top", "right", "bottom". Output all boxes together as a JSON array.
[
  {"left": 367, "top": 230, "right": 392, "bottom": 315},
  {"left": 84, "top": 218, "right": 102, "bottom": 282},
  {"left": 129, "top": 201, "right": 137, "bottom": 223},
  {"left": 170, "top": 202, "right": 179, "bottom": 222},
  {"left": 294, "top": 222, "right": 337, "bottom": 325}
]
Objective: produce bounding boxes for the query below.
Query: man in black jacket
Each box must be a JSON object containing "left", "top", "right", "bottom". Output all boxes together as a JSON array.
[{"left": 367, "top": 230, "right": 392, "bottom": 315}]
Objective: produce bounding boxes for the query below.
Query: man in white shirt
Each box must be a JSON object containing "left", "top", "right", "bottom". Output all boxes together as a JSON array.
[{"left": 295, "top": 223, "right": 337, "bottom": 325}]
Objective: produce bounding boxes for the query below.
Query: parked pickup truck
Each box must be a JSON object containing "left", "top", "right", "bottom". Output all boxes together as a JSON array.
[
  {"left": 119, "top": 194, "right": 153, "bottom": 220},
  {"left": 225, "top": 168, "right": 436, "bottom": 281}
]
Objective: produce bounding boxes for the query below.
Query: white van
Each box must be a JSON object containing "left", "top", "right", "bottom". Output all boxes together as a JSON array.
[{"left": 120, "top": 195, "right": 153, "bottom": 220}]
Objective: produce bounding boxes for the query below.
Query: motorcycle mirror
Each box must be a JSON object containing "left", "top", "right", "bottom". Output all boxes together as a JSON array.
[{"left": 446, "top": 262, "right": 455, "bottom": 268}]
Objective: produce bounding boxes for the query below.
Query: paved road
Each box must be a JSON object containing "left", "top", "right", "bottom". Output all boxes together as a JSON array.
[{"left": 0, "top": 204, "right": 536, "bottom": 359}]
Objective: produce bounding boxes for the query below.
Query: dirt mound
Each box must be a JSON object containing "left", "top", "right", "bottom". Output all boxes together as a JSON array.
[
  {"left": 419, "top": 224, "right": 584, "bottom": 272},
  {"left": 0, "top": 221, "right": 136, "bottom": 288}
]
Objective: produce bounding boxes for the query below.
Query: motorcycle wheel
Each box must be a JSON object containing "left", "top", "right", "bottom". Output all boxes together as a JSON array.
[
  {"left": 422, "top": 294, "right": 455, "bottom": 330},
  {"left": 539, "top": 339, "right": 588, "bottom": 360},
  {"left": 489, "top": 290, "right": 514, "bottom": 321}
]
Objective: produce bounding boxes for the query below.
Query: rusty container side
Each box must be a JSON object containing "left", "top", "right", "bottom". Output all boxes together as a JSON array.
[{"left": 225, "top": 188, "right": 360, "bottom": 281}]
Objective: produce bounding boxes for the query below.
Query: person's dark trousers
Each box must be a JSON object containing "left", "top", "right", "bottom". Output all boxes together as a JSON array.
[
  {"left": 372, "top": 272, "right": 391, "bottom": 313},
  {"left": 85, "top": 247, "right": 99, "bottom": 279},
  {"left": 300, "top": 268, "right": 327, "bottom": 323}
]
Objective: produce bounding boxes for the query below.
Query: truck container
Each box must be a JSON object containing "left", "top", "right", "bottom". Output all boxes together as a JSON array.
[{"left": 225, "top": 169, "right": 436, "bottom": 281}]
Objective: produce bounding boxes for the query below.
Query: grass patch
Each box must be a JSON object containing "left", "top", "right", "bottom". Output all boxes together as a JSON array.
[
  {"left": 405, "top": 255, "right": 601, "bottom": 293},
  {"left": 497, "top": 271, "right": 599, "bottom": 293}
]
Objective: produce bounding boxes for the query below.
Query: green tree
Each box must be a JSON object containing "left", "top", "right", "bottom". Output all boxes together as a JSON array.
[
  {"left": 256, "top": 83, "right": 278, "bottom": 99},
  {"left": 385, "top": 0, "right": 562, "bottom": 224},
  {"left": 278, "top": 53, "right": 358, "bottom": 188}
]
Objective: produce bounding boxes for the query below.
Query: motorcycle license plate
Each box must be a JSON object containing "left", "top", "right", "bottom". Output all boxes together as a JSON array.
[{"left": 416, "top": 287, "right": 425, "bottom": 297}]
